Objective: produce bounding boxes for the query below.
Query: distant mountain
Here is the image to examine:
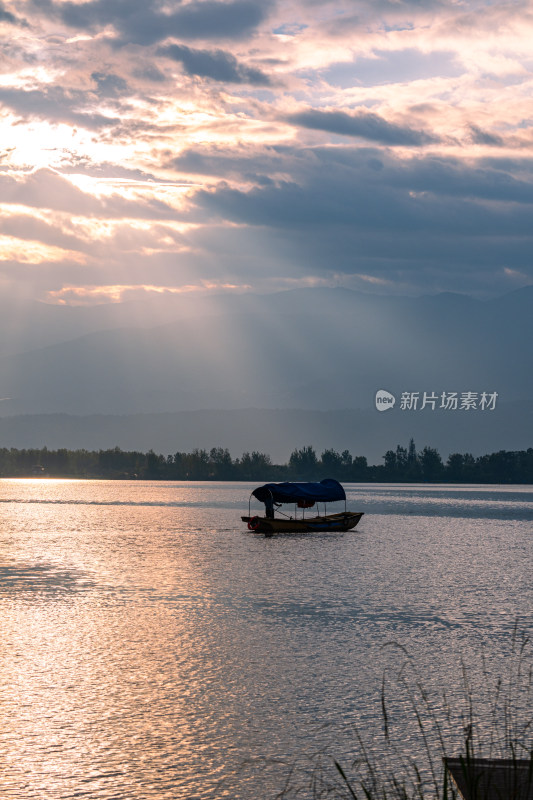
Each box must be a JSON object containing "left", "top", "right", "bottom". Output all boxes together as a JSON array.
[
  {"left": 0, "top": 286, "right": 491, "bottom": 356},
  {"left": 0, "top": 286, "right": 531, "bottom": 457},
  {"left": 0, "top": 405, "right": 529, "bottom": 465},
  {"left": 0, "top": 286, "right": 531, "bottom": 413}
]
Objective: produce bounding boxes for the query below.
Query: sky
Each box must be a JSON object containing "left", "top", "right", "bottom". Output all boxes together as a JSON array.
[{"left": 2, "top": 0, "right": 533, "bottom": 306}]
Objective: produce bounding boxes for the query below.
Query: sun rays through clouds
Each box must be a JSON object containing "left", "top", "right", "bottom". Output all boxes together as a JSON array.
[{"left": 0, "top": 0, "right": 532, "bottom": 304}]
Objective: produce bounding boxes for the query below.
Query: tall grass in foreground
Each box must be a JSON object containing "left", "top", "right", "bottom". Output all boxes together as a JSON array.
[{"left": 276, "top": 626, "right": 533, "bottom": 800}]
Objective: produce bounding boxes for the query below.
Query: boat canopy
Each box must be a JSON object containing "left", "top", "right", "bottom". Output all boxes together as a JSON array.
[{"left": 252, "top": 479, "right": 346, "bottom": 505}]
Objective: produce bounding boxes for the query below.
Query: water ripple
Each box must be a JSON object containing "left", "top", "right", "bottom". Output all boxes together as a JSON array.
[{"left": 0, "top": 480, "right": 531, "bottom": 800}]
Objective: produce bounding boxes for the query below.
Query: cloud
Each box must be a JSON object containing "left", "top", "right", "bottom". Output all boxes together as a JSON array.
[
  {"left": 180, "top": 143, "right": 533, "bottom": 294},
  {"left": 0, "top": 169, "right": 191, "bottom": 221},
  {"left": 171, "top": 144, "right": 290, "bottom": 179},
  {"left": 9, "top": 143, "right": 532, "bottom": 299},
  {"left": 91, "top": 71, "right": 130, "bottom": 98},
  {"left": 0, "top": 86, "right": 120, "bottom": 129},
  {"left": 194, "top": 145, "right": 533, "bottom": 229},
  {"left": 387, "top": 155, "right": 533, "bottom": 204},
  {"left": 158, "top": 44, "right": 271, "bottom": 85},
  {"left": 322, "top": 48, "right": 462, "bottom": 89},
  {"left": 32, "top": 0, "right": 271, "bottom": 44},
  {"left": 132, "top": 64, "right": 167, "bottom": 83},
  {"left": 4, "top": 0, "right": 533, "bottom": 305},
  {"left": 286, "top": 108, "right": 437, "bottom": 146},
  {"left": 469, "top": 125, "right": 505, "bottom": 147},
  {"left": 0, "top": 1, "right": 27, "bottom": 25}
]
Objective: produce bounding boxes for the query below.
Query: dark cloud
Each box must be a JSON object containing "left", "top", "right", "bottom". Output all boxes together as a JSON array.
[
  {"left": 194, "top": 146, "right": 533, "bottom": 227},
  {"left": 173, "top": 143, "right": 533, "bottom": 206},
  {"left": 182, "top": 144, "right": 533, "bottom": 293},
  {"left": 158, "top": 43, "right": 270, "bottom": 85},
  {"left": 132, "top": 64, "right": 167, "bottom": 83},
  {"left": 387, "top": 155, "right": 533, "bottom": 203},
  {"left": 469, "top": 125, "right": 504, "bottom": 147},
  {"left": 91, "top": 71, "right": 130, "bottom": 98},
  {"left": 0, "top": 86, "right": 119, "bottom": 129},
  {"left": 171, "top": 143, "right": 307, "bottom": 180},
  {"left": 32, "top": 0, "right": 270, "bottom": 44},
  {"left": 0, "top": 1, "right": 27, "bottom": 25},
  {"left": 286, "top": 108, "right": 437, "bottom": 146},
  {"left": 479, "top": 156, "right": 533, "bottom": 175}
]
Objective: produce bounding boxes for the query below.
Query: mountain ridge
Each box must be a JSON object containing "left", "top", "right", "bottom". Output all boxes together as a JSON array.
[
  {"left": 0, "top": 404, "right": 529, "bottom": 465},
  {"left": 0, "top": 285, "right": 531, "bottom": 459}
]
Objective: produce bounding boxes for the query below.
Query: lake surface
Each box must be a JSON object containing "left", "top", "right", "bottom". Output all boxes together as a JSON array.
[{"left": 1, "top": 481, "right": 531, "bottom": 799}]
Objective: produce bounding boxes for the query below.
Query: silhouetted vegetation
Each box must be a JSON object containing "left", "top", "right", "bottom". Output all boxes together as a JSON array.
[
  {"left": 276, "top": 626, "right": 533, "bottom": 799},
  {"left": 0, "top": 440, "right": 532, "bottom": 482}
]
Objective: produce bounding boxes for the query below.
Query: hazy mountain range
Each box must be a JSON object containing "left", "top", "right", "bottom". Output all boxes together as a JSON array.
[{"left": 0, "top": 286, "right": 531, "bottom": 463}]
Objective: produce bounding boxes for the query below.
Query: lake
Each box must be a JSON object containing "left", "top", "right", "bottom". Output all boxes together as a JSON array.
[{"left": 1, "top": 480, "right": 532, "bottom": 799}]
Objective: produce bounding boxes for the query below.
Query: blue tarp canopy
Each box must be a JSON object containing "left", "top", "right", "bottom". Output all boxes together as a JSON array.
[{"left": 252, "top": 479, "right": 345, "bottom": 505}]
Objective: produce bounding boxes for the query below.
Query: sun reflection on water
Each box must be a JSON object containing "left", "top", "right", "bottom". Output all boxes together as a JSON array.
[{"left": 0, "top": 480, "right": 531, "bottom": 799}]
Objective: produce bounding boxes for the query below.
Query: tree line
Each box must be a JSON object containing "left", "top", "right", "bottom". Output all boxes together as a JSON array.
[{"left": 0, "top": 439, "right": 532, "bottom": 483}]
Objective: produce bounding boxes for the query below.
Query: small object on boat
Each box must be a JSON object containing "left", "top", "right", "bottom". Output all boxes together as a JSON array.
[{"left": 241, "top": 479, "right": 363, "bottom": 534}]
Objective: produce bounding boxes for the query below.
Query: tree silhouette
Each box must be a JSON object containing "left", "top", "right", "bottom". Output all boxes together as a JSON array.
[
  {"left": 419, "top": 446, "right": 444, "bottom": 481},
  {"left": 0, "top": 443, "right": 531, "bottom": 483},
  {"left": 289, "top": 445, "right": 318, "bottom": 479}
]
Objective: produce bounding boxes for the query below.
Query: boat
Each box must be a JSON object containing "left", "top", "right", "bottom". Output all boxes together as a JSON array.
[
  {"left": 242, "top": 478, "right": 363, "bottom": 534},
  {"left": 444, "top": 757, "right": 533, "bottom": 800}
]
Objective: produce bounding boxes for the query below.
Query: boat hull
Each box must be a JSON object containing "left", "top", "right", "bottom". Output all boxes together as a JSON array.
[{"left": 241, "top": 511, "right": 363, "bottom": 534}]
